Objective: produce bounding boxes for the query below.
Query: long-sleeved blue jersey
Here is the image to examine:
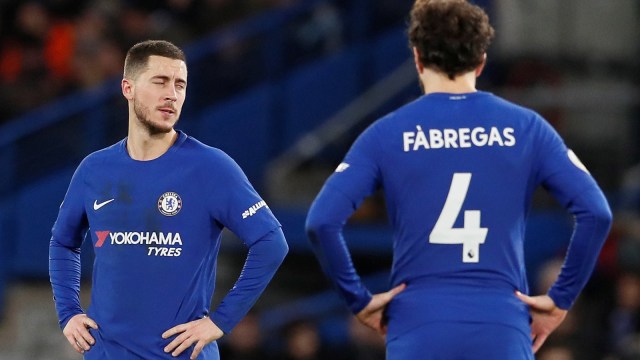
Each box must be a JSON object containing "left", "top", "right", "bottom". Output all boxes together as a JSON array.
[
  {"left": 50, "top": 130, "right": 288, "bottom": 359},
  {"left": 306, "top": 91, "right": 612, "bottom": 342}
]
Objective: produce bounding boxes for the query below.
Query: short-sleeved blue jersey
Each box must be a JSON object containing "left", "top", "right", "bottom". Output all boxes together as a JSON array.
[
  {"left": 307, "top": 91, "right": 611, "bottom": 341},
  {"left": 50, "top": 130, "right": 286, "bottom": 359}
]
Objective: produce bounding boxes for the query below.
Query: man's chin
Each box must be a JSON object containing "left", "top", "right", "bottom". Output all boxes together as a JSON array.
[{"left": 143, "top": 119, "right": 179, "bottom": 135}]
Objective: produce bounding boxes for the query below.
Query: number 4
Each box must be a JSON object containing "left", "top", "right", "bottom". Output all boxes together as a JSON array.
[{"left": 429, "top": 173, "right": 488, "bottom": 263}]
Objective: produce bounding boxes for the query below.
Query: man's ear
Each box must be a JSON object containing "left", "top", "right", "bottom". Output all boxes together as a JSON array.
[
  {"left": 475, "top": 53, "right": 487, "bottom": 77},
  {"left": 413, "top": 47, "right": 424, "bottom": 74},
  {"left": 122, "top": 78, "right": 134, "bottom": 100}
]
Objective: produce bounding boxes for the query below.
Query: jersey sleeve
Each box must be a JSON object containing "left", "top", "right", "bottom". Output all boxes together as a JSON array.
[
  {"left": 207, "top": 152, "right": 281, "bottom": 246},
  {"left": 533, "top": 117, "right": 613, "bottom": 309},
  {"left": 210, "top": 227, "right": 288, "bottom": 332},
  {"left": 306, "top": 124, "right": 383, "bottom": 313},
  {"left": 324, "top": 123, "right": 383, "bottom": 204},
  {"left": 49, "top": 161, "right": 89, "bottom": 329},
  {"left": 206, "top": 152, "right": 287, "bottom": 332},
  {"left": 533, "top": 117, "right": 597, "bottom": 200}
]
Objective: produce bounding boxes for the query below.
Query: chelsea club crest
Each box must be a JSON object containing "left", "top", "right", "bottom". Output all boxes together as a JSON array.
[{"left": 158, "top": 192, "right": 182, "bottom": 216}]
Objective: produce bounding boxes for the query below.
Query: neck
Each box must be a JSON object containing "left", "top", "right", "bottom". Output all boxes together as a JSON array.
[
  {"left": 419, "top": 68, "right": 477, "bottom": 95},
  {"left": 126, "top": 123, "right": 177, "bottom": 161}
]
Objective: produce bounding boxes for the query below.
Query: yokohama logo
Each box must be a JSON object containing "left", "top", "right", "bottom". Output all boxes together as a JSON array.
[{"left": 93, "top": 230, "right": 183, "bottom": 247}]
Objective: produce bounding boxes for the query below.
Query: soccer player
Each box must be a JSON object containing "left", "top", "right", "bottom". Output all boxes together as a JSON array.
[
  {"left": 305, "top": 0, "right": 612, "bottom": 359},
  {"left": 49, "top": 40, "right": 288, "bottom": 359}
]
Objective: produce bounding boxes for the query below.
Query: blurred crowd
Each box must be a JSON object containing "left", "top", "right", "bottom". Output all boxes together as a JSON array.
[
  {"left": 218, "top": 313, "right": 386, "bottom": 360},
  {"left": 0, "top": 0, "right": 417, "bottom": 124},
  {"left": 0, "top": 0, "right": 299, "bottom": 123}
]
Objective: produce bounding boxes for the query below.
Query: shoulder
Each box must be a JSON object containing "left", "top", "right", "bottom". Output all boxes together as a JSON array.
[
  {"left": 180, "top": 135, "right": 238, "bottom": 166},
  {"left": 79, "top": 139, "right": 124, "bottom": 168},
  {"left": 179, "top": 135, "right": 248, "bottom": 181},
  {"left": 482, "top": 94, "right": 566, "bottom": 152},
  {"left": 469, "top": 93, "right": 556, "bottom": 142}
]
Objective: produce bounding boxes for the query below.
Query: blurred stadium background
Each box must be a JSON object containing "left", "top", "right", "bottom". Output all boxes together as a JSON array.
[{"left": 0, "top": 0, "right": 638, "bottom": 359}]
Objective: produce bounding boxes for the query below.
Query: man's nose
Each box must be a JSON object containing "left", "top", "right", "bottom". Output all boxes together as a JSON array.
[{"left": 164, "top": 86, "right": 178, "bottom": 102}]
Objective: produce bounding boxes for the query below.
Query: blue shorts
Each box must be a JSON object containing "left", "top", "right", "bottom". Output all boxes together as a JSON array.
[
  {"left": 386, "top": 321, "right": 534, "bottom": 360},
  {"left": 84, "top": 328, "right": 220, "bottom": 359}
]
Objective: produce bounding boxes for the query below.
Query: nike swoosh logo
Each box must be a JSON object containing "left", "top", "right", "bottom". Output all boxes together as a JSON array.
[{"left": 93, "top": 199, "right": 115, "bottom": 210}]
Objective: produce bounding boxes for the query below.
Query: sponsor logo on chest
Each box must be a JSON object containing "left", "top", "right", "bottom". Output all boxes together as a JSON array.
[
  {"left": 94, "top": 230, "right": 183, "bottom": 257},
  {"left": 92, "top": 191, "right": 186, "bottom": 257}
]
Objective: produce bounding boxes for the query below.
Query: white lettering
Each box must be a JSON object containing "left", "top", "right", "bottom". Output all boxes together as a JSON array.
[
  {"left": 471, "top": 127, "right": 488, "bottom": 146},
  {"left": 403, "top": 132, "right": 415, "bottom": 152},
  {"left": 430, "top": 129, "right": 444, "bottom": 149},
  {"left": 159, "top": 232, "right": 169, "bottom": 245},
  {"left": 402, "top": 125, "right": 516, "bottom": 151},
  {"left": 488, "top": 127, "right": 504, "bottom": 146},
  {"left": 173, "top": 233, "right": 182, "bottom": 245},
  {"left": 413, "top": 126, "right": 429, "bottom": 151},
  {"left": 147, "top": 246, "right": 183, "bottom": 257},
  {"left": 443, "top": 129, "right": 458, "bottom": 148},
  {"left": 503, "top": 128, "right": 516, "bottom": 146},
  {"left": 242, "top": 200, "right": 268, "bottom": 219},
  {"left": 102, "top": 231, "right": 183, "bottom": 256},
  {"left": 459, "top": 128, "right": 471, "bottom": 148},
  {"left": 108, "top": 232, "right": 182, "bottom": 246}
]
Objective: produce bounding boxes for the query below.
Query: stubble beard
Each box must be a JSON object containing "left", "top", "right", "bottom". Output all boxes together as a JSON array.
[{"left": 133, "top": 98, "right": 178, "bottom": 135}]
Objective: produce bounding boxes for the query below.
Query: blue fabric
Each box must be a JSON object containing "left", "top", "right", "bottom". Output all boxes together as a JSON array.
[
  {"left": 306, "top": 91, "right": 612, "bottom": 344},
  {"left": 49, "top": 130, "right": 287, "bottom": 359},
  {"left": 306, "top": 186, "right": 373, "bottom": 314},
  {"left": 386, "top": 321, "right": 534, "bottom": 360},
  {"left": 85, "top": 327, "right": 219, "bottom": 360}
]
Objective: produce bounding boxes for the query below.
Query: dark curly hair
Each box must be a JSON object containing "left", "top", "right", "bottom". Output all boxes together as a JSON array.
[{"left": 408, "top": 0, "right": 494, "bottom": 80}]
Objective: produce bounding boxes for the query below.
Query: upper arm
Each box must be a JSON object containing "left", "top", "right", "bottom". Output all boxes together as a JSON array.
[
  {"left": 533, "top": 118, "right": 601, "bottom": 208},
  {"left": 51, "top": 163, "right": 88, "bottom": 248},
  {"left": 322, "top": 124, "right": 382, "bottom": 207},
  {"left": 207, "top": 152, "right": 281, "bottom": 246}
]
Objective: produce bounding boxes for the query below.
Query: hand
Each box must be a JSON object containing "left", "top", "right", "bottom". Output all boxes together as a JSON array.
[
  {"left": 162, "top": 316, "right": 224, "bottom": 359},
  {"left": 356, "top": 283, "right": 406, "bottom": 336},
  {"left": 515, "top": 291, "right": 568, "bottom": 353},
  {"left": 63, "top": 314, "right": 98, "bottom": 354}
]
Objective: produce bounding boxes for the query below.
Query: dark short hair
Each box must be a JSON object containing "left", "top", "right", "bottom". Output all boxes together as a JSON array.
[
  {"left": 123, "top": 40, "right": 186, "bottom": 80},
  {"left": 408, "top": 0, "right": 495, "bottom": 79}
]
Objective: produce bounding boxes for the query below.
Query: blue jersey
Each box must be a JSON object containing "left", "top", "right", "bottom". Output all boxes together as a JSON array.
[
  {"left": 306, "top": 92, "right": 611, "bottom": 342},
  {"left": 50, "top": 131, "right": 288, "bottom": 359}
]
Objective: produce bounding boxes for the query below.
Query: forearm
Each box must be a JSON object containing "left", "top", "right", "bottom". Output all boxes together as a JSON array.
[
  {"left": 210, "top": 227, "right": 288, "bottom": 333},
  {"left": 49, "top": 238, "right": 83, "bottom": 329},
  {"left": 306, "top": 185, "right": 372, "bottom": 314},
  {"left": 548, "top": 188, "right": 612, "bottom": 309}
]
